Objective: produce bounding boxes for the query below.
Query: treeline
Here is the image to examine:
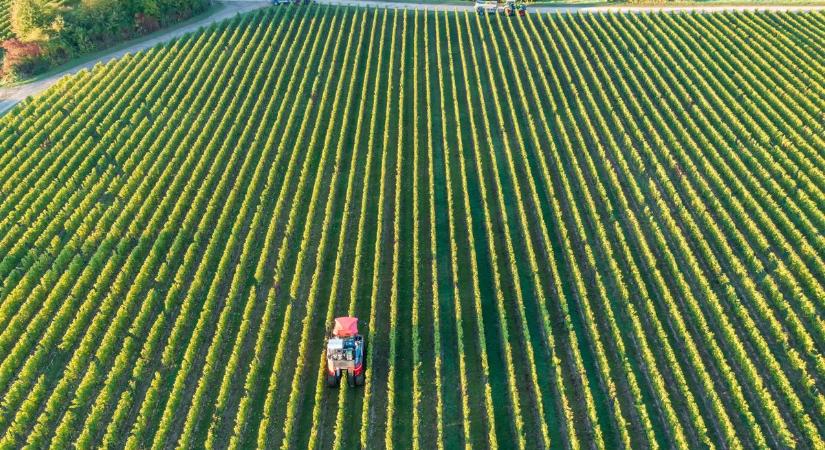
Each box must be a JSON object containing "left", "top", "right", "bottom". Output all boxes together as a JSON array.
[{"left": 1, "top": 0, "right": 210, "bottom": 79}]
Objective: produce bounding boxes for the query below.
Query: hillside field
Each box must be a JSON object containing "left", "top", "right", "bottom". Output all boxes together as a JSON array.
[{"left": 0, "top": 5, "right": 824, "bottom": 449}]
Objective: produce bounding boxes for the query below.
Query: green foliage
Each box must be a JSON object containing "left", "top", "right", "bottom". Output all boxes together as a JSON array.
[
  {"left": 2, "top": 0, "right": 209, "bottom": 77},
  {"left": 10, "top": 0, "right": 47, "bottom": 39},
  {"left": 0, "top": 6, "right": 823, "bottom": 450}
]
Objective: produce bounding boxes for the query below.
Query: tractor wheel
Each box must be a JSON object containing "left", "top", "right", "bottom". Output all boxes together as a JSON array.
[
  {"left": 327, "top": 372, "right": 340, "bottom": 388},
  {"left": 355, "top": 373, "right": 365, "bottom": 386},
  {"left": 347, "top": 372, "right": 356, "bottom": 388}
]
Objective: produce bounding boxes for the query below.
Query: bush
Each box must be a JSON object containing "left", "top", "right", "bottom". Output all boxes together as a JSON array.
[
  {"left": 1, "top": 38, "right": 47, "bottom": 77},
  {"left": 135, "top": 13, "right": 161, "bottom": 34}
]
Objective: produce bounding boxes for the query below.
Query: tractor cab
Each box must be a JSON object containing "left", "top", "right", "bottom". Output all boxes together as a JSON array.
[{"left": 326, "top": 317, "right": 365, "bottom": 388}]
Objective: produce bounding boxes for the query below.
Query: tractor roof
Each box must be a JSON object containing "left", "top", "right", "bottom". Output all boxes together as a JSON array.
[{"left": 333, "top": 317, "right": 358, "bottom": 337}]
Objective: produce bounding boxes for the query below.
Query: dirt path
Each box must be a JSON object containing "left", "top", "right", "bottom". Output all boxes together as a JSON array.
[
  {"left": 0, "top": 1, "right": 270, "bottom": 115},
  {"left": 2, "top": 0, "right": 824, "bottom": 115}
]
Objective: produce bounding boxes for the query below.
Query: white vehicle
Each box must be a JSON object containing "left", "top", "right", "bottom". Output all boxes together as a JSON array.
[{"left": 475, "top": 0, "right": 498, "bottom": 14}]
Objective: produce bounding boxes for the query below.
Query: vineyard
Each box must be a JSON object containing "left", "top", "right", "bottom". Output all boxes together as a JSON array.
[
  {"left": 0, "top": 0, "right": 10, "bottom": 40},
  {"left": 0, "top": 5, "right": 824, "bottom": 449}
]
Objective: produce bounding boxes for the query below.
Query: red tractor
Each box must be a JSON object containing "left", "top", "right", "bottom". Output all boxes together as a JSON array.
[{"left": 326, "top": 317, "right": 365, "bottom": 388}]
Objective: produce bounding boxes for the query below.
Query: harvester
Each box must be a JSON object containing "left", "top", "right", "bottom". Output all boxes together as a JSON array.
[
  {"left": 475, "top": 0, "right": 527, "bottom": 16},
  {"left": 326, "top": 317, "right": 365, "bottom": 388},
  {"left": 504, "top": 0, "right": 527, "bottom": 16}
]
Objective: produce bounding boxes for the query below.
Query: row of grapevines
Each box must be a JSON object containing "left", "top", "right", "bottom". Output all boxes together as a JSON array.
[
  {"left": 252, "top": 7, "right": 353, "bottom": 448},
  {"left": 491, "top": 11, "right": 653, "bottom": 448},
  {"left": 328, "top": 8, "right": 389, "bottom": 450},
  {"left": 359, "top": 8, "right": 400, "bottom": 447},
  {"left": 0, "top": 16, "right": 256, "bottom": 445},
  {"left": 225, "top": 7, "right": 341, "bottom": 448},
  {"left": 439, "top": 9, "right": 498, "bottom": 448},
  {"left": 422, "top": 11, "right": 446, "bottom": 449},
  {"left": 303, "top": 8, "right": 379, "bottom": 450},
  {"left": 279, "top": 8, "right": 370, "bottom": 448},
  {"left": 580, "top": 13, "right": 816, "bottom": 446}
]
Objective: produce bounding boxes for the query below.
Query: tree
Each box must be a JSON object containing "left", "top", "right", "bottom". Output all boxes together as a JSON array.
[{"left": 10, "top": 0, "right": 51, "bottom": 40}]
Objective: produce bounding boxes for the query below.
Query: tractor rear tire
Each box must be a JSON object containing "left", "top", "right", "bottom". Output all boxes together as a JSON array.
[
  {"left": 347, "top": 372, "right": 356, "bottom": 388},
  {"left": 327, "top": 373, "right": 340, "bottom": 388},
  {"left": 354, "top": 373, "right": 365, "bottom": 386}
]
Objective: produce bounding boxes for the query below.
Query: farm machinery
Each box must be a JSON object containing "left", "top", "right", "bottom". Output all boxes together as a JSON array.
[
  {"left": 326, "top": 317, "right": 366, "bottom": 388},
  {"left": 475, "top": 0, "right": 527, "bottom": 16},
  {"left": 271, "top": 0, "right": 312, "bottom": 5}
]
